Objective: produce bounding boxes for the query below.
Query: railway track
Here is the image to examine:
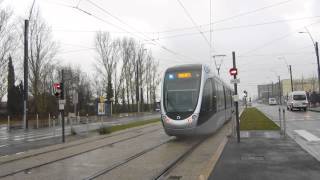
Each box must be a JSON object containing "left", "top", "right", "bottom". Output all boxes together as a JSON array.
[
  {"left": 0, "top": 123, "right": 160, "bottom": 166},
  {"left": 81, "top": 136, "right": 208, "bottom": 180},
  {"left": 0, "top": 124, "right": 162, "bottom": 179}
]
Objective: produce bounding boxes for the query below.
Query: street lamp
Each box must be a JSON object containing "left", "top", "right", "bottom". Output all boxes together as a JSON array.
[
  {"left": 212, "top": 54, "right": 226, "bottom": 75},
  {"left": 299, "top": 27, "right": 320, "bottom": 93}
]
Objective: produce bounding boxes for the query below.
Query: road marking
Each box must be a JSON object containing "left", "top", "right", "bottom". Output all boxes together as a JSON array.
[
  {"left": 294, "top": 130, "right": 320, "bottom": 142},
  {"left": 0, "top": 144, "right": 9, "bottom": 148}
]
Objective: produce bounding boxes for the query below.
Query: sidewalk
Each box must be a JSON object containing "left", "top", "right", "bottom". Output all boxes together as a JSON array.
[{"left": 209, "top": 131, "right": 320, "bottom": 180}]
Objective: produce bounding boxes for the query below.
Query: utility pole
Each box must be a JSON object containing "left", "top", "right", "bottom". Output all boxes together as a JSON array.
[
  {"left": 289, "top": 65, "right": 293, "bottom": 92},
  {"left": 23, "top": 19, "right": 29, "bottom": 129},
  {"left": 232, "top": 51, "right": 240, "bottom": 143},
  {"left": 315, "top": 42, "right": 320, "bottom": 93},
  {"left": 136, "top": 60, "right": 140, "bottom": 113}
]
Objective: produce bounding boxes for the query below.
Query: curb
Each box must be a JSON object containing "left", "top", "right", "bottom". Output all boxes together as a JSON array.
[{"left": 198, "top": 136, "right": 228, "bottom": 180}]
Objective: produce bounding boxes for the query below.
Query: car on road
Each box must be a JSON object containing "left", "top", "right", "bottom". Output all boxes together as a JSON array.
[
  {"left": 268, "top": 98, "right": 277, "bottom": 105},
  {"left": 287, "top": 91, "right": 308, "bottom": 111}
]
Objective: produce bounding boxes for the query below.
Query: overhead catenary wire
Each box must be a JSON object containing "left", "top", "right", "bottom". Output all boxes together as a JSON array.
[
  {"left": 82, "top": 0, "right": 198, "bottom": 62},
  {"left": 176, "top": 0, "right": 211, "bottom": 47},
  {"left": 150, "top": 0, "right": 298, "bottom": 34}
]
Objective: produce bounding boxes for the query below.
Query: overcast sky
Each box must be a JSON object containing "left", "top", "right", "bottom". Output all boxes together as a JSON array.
[{"left": 3, "top": 0, "right": 320, "bottom": 98}]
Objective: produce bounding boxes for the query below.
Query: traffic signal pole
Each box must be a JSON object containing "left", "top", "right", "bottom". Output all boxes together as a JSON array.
[
  {"left": 232, "top": 51, "right": 240, "bottom": 143},
  {"left": 61, "top": 70, "right": 65, "bottom": 143}
]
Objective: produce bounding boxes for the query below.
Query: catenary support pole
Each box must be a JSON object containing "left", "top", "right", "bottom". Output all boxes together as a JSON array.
[{"left": 23, "top": 19, "right": 29, "bottom": 129}]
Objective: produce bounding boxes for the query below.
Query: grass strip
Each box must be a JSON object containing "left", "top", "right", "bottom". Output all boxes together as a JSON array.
[
  {"left": 99, "top": 118, "right": 160, "bottom": 134},
  {"left": 240, "top": 107, "right": 279, "bottom": 130}
]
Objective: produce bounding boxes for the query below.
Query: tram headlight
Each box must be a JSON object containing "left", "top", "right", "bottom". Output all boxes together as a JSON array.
[
  {"left": 192, "top": 114, "right": 198, "bottom": 122},
  {"left": 161, "top": 115, "right": 167, "bottom": 121}
]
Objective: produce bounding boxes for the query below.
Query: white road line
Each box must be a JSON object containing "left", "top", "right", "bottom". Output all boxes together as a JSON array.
[
  {"left": 294, "top": 130, "right": 320, "bottom": 142},
  {"left": 0, "top": 144, "right": 9, "bottom": 148}
]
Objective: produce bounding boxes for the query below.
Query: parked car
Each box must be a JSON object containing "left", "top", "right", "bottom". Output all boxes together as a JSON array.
[
  {"left": 287, "top": 91, "right": 308, "bottom": 111},
  {"left": 268, "top": 98, "right": 277, "bottom": 105}
]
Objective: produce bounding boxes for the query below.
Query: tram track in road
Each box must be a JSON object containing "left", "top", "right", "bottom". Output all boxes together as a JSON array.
[
  {"left": 0, "top": 123, "right": 160, "bottom": 166},
  {"left": 87, "top": 136, "right": 208, "bottom": 180},
  {"left": 152, "top": 136, "right": 208, "bottom": 180},
  {"left": 83, "top": 137, "right": 175, "bottom": 180},
  {"left": 0, "top": 124, "right": 162, "bottom": 179}
]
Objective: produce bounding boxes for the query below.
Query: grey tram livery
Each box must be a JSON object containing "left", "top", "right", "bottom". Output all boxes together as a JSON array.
[{"left": 160, "top": 64, "right": 233, "bottom": 136}]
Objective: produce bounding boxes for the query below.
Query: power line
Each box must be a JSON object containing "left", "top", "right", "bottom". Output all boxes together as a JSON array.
[
  {"left": 176, "top": 0, "right": 211, "bottom": 47},
  {"left": 152, "top": 0, "right": 298, "bottom": 34},
  {"left": 240, "top": 20, "right": 320, "bottom": 56},
  {"left": 82, "top": 0, "right": 198, "bottom": 62},
  {"left": 156, "top": 16, "right": 320, "bottom": 40}
]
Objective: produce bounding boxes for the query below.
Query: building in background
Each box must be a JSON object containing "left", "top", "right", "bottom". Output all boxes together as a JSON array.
[{"left": 258, "top": 78, "right": 319, "bottom": 103}]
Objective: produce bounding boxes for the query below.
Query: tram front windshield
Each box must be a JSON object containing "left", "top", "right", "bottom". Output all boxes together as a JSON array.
[{"left": 164, "top": 71, "right": 201, "bottom": 113}]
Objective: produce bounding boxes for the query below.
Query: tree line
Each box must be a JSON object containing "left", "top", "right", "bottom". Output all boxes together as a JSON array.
[{"left": 0, "top": 4, "right": 160, "bottom": 117}]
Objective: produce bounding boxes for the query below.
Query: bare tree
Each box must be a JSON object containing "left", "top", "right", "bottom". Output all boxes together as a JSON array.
[
  {"left": 94, "top": 32, "right": 120, "bottom": 101},
  {"left": 0, "top": 5, "right": 16, "bottom": 101},
  {"left": 28, "top": 8, "right": 58, "bottom": 113}
]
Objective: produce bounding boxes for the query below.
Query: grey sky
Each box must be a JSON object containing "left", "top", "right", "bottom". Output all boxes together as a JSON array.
[{"left": 3, "top": 0, "right": 320, "bottom": 98}]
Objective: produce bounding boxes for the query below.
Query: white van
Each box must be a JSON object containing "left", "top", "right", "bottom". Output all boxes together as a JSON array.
[
  {"left": 287, "top": 91, "right": 308, "bottom": 111},
  {"left": 268, "top": 98, "right": 277, "bottom": 105}
]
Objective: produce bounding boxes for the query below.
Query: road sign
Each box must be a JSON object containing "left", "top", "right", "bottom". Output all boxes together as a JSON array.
[
  {"left": 230, "top": 78, "right": 240, "bottom": 84},
  {"left": 233, "top": 95, "right": 239, "bottom": 102},
  {"left": 59, "top": 103, "right": 64, "bottom": 110},
  {"left": 229, "top": 68, "right": 238, "bottom": 76},
  {"left": 59, "top": 99, "right": 66, "bottom": 104},
  {"left": 97, "top": 103, "right": 106, "bottom": 115}
]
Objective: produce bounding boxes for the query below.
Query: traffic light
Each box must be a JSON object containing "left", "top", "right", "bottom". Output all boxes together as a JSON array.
[{"left": 53, "top": 82, "right": 63, "bottom": 98}]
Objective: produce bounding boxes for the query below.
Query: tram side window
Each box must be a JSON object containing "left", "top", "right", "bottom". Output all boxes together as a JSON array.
[
  {"left": 216, "top": 82, "right": 224, "bottom": 111},
  {"left": 201, "top": 79, "right": 213, "bottom": 112}
]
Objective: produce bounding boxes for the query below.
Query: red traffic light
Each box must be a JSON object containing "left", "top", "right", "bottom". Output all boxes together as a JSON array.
[
  {"left": 53, "top": 83, "right": 61, "bottom": 89},
  {"left": 229, "top": 68, "right": 238, "bottom": 76}
]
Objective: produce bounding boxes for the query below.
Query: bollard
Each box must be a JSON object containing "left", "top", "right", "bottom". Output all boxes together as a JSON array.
[
  {"left": 7, "top": 115, "right": 10, "bottom": 131},
  {"left": 49, "top": 113, "right": 51, "bottom": 128},
  {"left": 86, "top": 114, "right": 89, "bottom": 134},
  {"left": 283, "top": 109, "right": 286, "bottom": 137},
  {"left": 36, "top": 114, "right": 39, "bottom": 129},
  {"left": 278, "top": 107, "right": 282, "bottom": 135},
  {"left": 53, "top": 119, "right": 56, "bottom": 136},
  {"left": 77, "top": 112, "right": 80, "bottom": 124}
]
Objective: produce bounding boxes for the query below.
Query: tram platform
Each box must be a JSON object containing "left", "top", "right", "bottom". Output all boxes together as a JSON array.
[{"left": 209, "top": 131, "right": 320, "bottom": 180}]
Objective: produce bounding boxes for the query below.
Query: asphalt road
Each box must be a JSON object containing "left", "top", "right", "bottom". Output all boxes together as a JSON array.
[
  {"left": 256, "top": 103, "right": 320, "bottom": 161},
  {"left": 0, "top": 112, "right": 160, "bottom": 156}
]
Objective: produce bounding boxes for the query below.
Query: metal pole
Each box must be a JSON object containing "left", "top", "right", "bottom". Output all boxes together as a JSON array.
[
  {"left": 49, "top": 113, "right": 51, "bottom": 128},
  {"left": 283, "top": 109, "right": 286, "bottom": 137},
  {"left": 136, "top": 59, "right": 140, "bottom": 113},
  {"left": 289, "top": 65, "right": 293, "bottom": 92},
  {"left": 86, "top": 114, "right": 89, "bottom": 134},
  {"left": 36, "top": 114, "right": 39, "bottom": 129},
  {"left": 232, "top": 51, "right": 240, "bottom": 143},
  {"left": 315, "top": 42, "right": 320, "bottom": 93},
  {"left": 278, "top": 107, "right": 282, "bottom": 135},
  {"left": 278, "top": 76, "right": 282, "bottom": 105},
  {"left": 61, "top": 70, "right": 65, "bottom": 143},
  {"left": 23, "top": 19, "right": 29, "bottom": 129},
  {"left": 7, "top": 115, "right": 10, "bottom": 131}
]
